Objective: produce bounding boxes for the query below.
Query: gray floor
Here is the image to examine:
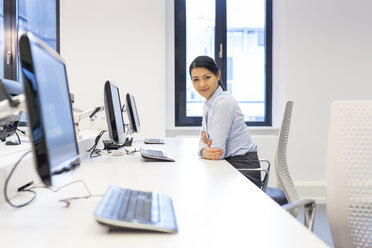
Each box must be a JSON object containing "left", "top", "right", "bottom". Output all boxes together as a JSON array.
[{"left": 296, "top": 204, "right": 334, "bottom": 247}]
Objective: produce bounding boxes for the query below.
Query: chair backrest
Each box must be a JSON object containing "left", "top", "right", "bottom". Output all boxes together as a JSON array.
[
  {"left": 326, "top": 100, "right": 372, "bottom": 248},
  {"left": 275, "top": 101, "right": 299, "bottom": 204}
]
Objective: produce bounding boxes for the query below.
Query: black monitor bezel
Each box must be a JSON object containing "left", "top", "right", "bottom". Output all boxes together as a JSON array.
[
  {"left": 125, "top": 93, "right": 141, "bottom": 133},
  {"left": 104, "top": 80, "right": 126, "bottom": 144},
  {"left": 19, "top": 32, "right": 80, "bottom": 186}
]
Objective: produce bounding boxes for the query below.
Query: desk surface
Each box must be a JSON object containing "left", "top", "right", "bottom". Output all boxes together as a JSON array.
[{"left": 0, "top": 137, "right": 329, "bottom": 248}]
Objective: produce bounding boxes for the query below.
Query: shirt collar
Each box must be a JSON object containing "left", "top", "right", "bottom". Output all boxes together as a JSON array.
[{"left": 206, "top": 86, "right": 223, "bottom": 108}]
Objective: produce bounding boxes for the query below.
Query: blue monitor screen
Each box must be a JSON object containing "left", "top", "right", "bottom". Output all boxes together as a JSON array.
[{"left": 31, "top": 44, "right": 78, "bottom": 170}]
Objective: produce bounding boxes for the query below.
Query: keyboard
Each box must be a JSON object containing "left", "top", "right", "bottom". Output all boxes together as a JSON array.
[
  {"left": 144, "top": 138, "right": 166, "bottom": 144},
  {"left": 140, "top": 148, "right": 175, "bottom": 162},
  {"left": 94, "top": 185, "right": 178, "bottom": 233}
]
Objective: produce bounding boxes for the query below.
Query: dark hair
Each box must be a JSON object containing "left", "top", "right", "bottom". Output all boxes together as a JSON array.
[{"left": 189, "top": 56, "right": 226, "bottom": 91}]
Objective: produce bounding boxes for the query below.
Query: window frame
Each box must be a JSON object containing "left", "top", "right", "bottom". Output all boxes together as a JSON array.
[
  {"left": 174, "top": 0, "right": 272, "bottom": 127},
  {"left": 2, "top": 0, "right": 60, "bottom": 81}
]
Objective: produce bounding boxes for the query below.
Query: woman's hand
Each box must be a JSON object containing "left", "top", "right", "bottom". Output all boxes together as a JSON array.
[
  {"left": 202, "top": 139, "right": 224, "bottom": 160},
  {"left": 201, "top": 131, "right": 209, "bottom": 144}
]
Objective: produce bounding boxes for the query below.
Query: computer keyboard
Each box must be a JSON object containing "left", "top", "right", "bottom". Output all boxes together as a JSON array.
[
  {"left": 140, "top": 148, "right": 175, "bottom": 162},
  {"left": 94, "top": 185, "right": 178, "bottom": 233},
  {"left": 144, "top": 138, "right": 166, "bottom": 144}
]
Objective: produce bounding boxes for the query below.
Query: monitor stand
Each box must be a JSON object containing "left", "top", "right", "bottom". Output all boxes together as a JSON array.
[
  {"left": 103, "top": 137, "right": 133, "bottom": 150},
  {"left": 123, "top": 136, "right": 133, "bottom": 146}
]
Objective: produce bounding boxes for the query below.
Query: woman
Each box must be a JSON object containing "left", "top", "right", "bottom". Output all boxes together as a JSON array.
[{"left": 190, "top": 55, "right": 261, "bottom": 188}]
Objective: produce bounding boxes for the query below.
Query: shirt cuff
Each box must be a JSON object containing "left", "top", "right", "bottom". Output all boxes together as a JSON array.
[{"left": 198, "top": 148, "right": 204, "bottom": 158}]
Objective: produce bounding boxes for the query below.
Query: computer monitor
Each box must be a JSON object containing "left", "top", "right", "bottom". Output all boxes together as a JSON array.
[
  {"left": 0, "top": 79, "right": 24, "bottom": 142},
  {"left": 125, "top": 93, "right": 141, "bottom": 133},
  {"left": 104, "top": 80, "right": 126, "bottom": 145},
  {"left": 19, "top": 32, "right": 80, "bottom": 186}
]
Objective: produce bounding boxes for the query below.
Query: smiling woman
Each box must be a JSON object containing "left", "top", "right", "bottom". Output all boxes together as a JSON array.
[{"left": 189, "top": 56, "right": 261, "bottom": 188}]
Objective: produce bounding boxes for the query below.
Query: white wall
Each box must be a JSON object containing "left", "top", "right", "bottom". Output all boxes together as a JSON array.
[
  {"left": 60, "top": 0, "right": 166, "bottom": 139},
  {"left": 286, "top": 0, "right": 372, "bottom": 187}
]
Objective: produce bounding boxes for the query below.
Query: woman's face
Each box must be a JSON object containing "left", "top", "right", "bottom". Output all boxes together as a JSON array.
[{"left": 191, "top": 67, "right": 220, "bottom": 101}]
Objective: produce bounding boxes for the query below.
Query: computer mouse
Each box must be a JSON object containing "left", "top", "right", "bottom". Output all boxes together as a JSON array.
[{"left": 5, "top": 140, "right": 19, "bottom": 146}]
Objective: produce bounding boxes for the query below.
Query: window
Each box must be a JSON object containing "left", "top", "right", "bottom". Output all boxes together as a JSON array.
[
  {"left": 175, "top": 0, "right": 272, "bottom": 126},
  {"left": 0, "top": 1, "right": 4, "bottom": 78},
  {"left": 0, "top": 0, "right": 59, "bottom": 81}
]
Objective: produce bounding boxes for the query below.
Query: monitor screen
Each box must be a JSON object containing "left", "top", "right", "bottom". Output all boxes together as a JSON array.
[
  {"left": 126, "top": 93, "right": 141, "bottom": 133},
  {"left": 104, "top": 80, "right": 126, "bottom": 144},
  {"left": 19, "top": 32, "right": 80, "bottom": 186}
]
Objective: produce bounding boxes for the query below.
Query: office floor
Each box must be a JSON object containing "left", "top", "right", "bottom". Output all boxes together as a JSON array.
[{"left": 297, "top": 204, "right": 334, "bottom": 248}]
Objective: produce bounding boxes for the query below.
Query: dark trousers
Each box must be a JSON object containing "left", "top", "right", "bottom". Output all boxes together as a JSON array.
[{"left": 225, "top": 151, "right": 261, "bottom": 188}]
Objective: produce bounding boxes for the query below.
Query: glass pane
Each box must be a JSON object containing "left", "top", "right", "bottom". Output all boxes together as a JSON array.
[
  {"left": 186, "top": 0, "right": 215, "bottom": 117},
  {"left": 0, "top": 2, "right": 3, "bottom": 78},
  {"left": 227, "top": 0, "right": 266, "bottom": 122},
  {"left": 17, "top": 0, "right": 57, "bottom": 81}
]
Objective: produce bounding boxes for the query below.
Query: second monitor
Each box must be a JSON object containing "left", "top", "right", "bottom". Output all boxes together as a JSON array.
[
  {"left": 125, "top": 93, "right": 165, "bottom": 145},
  {"left": 125, "top": 93, "right": 140, "bottom": 134}
]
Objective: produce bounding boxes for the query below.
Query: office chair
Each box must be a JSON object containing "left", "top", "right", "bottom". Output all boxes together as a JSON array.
[
  {"left": 326, "top": 100, "right": 372, "bottom": 248},
  {"left": 267, "top": 101, "right": 316, "bottom": 231}
]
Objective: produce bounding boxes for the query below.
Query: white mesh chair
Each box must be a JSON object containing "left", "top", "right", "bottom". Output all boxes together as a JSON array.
[
  {"left": 266, "top": 101, "right": 316, "bottom": 231},
  {"left": 326, "top": 100, "right": 372, "bottom": 248}
]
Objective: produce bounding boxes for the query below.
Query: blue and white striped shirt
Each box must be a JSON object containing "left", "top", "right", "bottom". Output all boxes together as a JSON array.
[{"left": 199, "top": 86, "right": 257, "bottom": 159}]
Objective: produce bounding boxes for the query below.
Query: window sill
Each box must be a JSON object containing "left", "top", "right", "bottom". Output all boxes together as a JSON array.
[{"left": 166, "top": 126, "right": 279, "bottom": 137}]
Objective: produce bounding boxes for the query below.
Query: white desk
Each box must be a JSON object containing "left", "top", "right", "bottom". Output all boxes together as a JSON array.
[{"left": 0, "top": 137, "right": 329, "bottom": 248}]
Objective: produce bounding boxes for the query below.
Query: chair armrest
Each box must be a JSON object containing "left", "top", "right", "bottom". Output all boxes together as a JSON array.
[
  {"left": 237, "top": 168, "right": 268, "bottom": 173},
  {"left": 282, "top": 199, "right": 316, "bottom": 231},
  {"left": 237, "top": 159, "right": 271, "bottom": 192},
  {"left": 258, "top": 160, "right": 270, "bottom": 192},
  {"left": 237, "top": 168, "right": 269, "bottom": 192},
  {"left": 259, "top": 159, "right": 271, "bottom": 168}
]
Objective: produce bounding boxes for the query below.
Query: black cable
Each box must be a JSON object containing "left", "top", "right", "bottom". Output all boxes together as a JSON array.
[
  {"left": 4, "top": 150, "right": 36, "bottom": 208},
  {"left": 7, "top": 126, "right": 21, "bottom": 144},
  {"left": 8, "top": 124, "right": 26, "bottom": 134},
  {"left": 87, "top": 130, "right": 106, "bottom": 158},
  {"left": 87, "top": 130, "right": 106, "bottom": 152}
]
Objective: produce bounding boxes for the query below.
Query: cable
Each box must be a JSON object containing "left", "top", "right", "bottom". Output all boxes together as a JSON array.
[
  {"left": 30, "top": 180, "right": 103, "bottom": 207},
  {"left": 125, "top": 148, "right": 140, "bottom": 155},
  {"left": 4, "top": 150, "right": 36, "bottom": 208},
  {"left": 6, "top": 125, "right": 21, "bottom": 144},
  {"left": 87, "top": 130, "right": 106, "bottom": 158},
  {"left": 31, "top": 180, "right": 91, "bottom": 194},
  {"left": 4, "top": 155, "right": 102, "bottom": 208},
  {"left": 8, "top": 124, "right": 26, "bottom": 134}
]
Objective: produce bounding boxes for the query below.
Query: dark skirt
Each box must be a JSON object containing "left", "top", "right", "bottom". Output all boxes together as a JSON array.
[{"left": 225, "top": 151, "right": 261, "bottom": 188}]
